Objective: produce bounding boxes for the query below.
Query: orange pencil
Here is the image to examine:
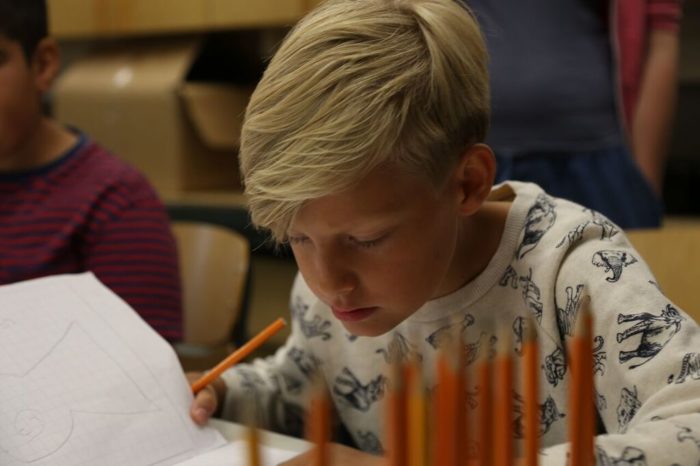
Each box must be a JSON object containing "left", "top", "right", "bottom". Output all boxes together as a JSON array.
[
  {"left": 406, "top": 356, "right": 427, "bottom": 466},
  {"left": 246, "top": 426, "right": 261, "bottom": 466},
  {"left": 191, "top": 317, "right": 286, "bottom": 394},
  {"left": 246, "top": 424, "right": 261, "bottom": 466},
  {"left": 307, "top": 375, "right": 332, "bottom": 466},
  {"left": 433, "top": 348, "right": 460, "bottom": 466},
  {"left": 476, "top": 341, "right": 493, "bottom": 466},
  {"left": 386, "top": 359, "right": 407, "bottom": 466},
  {"left": 245, "top": 399, "right": 261, "bottom": 466},
  {"left": 522, "top": 318, "right": 539, "bottom": 466},
  {"left": 456, "top": 345, "right": 468, "bottom": 466},
  {"left": 569, "top": 297, "right": 594, "bottom": 466},
  {"left": 493, "top": 327, "right": 513, "bottom": 466},
  {"left": 582, "top": 305, "right": 595, "bottom": 466}
]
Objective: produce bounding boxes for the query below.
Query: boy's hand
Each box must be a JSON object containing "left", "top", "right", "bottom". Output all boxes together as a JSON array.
[
  {"left": 186, "top": 372, "right": 226, "bottom": 425},
  {"left": 279, "top": 443, "right": 384, "bottom": 466}
]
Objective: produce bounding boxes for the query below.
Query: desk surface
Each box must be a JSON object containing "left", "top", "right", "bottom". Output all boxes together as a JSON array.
[{"left": 210, "top": 418, "right": 310, "bottom": 454}]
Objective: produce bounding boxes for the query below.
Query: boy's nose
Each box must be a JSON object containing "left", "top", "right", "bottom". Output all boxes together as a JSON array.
[{"left": 315, "top": 255, "right": 356, "bottom": 298}]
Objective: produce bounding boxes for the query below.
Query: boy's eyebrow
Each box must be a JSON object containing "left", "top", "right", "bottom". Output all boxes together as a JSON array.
[{"left": 292, "top": 210, "right": 405, "bottom": 234}]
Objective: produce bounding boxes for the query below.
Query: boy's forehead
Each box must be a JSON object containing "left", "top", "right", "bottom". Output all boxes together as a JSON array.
[{"left": 290, "top": 164, "right": 436, "bottom": 232}]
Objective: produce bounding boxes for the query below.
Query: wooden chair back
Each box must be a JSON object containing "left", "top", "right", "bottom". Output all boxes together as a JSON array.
[
  {"left": 171, "top": 221, "right": 250, "bottom": 369},
  {"left": 626, "top": 221, "right": 700, "bottom": 322}
]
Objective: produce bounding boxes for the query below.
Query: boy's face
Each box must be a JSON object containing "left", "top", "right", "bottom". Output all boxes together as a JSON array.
[
  {"left": 289, "top": 163, "right": 468, "bottom": 337},
  {"left": 0, "top": 35, "right": 43, "bottom": 162}
]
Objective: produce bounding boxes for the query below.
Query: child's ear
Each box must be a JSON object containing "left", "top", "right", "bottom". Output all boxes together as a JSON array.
[
  {"left": 30, "top": 38, "right": 61, "bottom": 93},
  {"left": 453, "top": 143, "right": 496, "bottom": 215}
]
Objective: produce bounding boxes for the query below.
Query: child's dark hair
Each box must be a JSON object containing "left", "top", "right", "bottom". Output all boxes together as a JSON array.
[{"left": 0, "top": 0, "right": 48, "bottom": 60}]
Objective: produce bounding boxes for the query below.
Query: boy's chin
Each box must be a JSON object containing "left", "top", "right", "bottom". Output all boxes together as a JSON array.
[{"left": 339, "top": 320, "right": 396, "bottom": 339}]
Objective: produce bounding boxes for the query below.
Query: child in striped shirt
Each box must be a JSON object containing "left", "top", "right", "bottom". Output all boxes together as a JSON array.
[{"left": 0, "top": 0, "right": 182, "bottom": 341}]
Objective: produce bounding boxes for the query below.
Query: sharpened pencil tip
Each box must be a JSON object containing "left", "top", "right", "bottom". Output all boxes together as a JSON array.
[
  {"left": 575, "top": 295, "right": 592, "bottom": 337},
  {"left": 524, "top": 314, "right": 538, "bottom": 343},
  {"left": 497, "top": 323, "right": 513, "bottom": 355}
]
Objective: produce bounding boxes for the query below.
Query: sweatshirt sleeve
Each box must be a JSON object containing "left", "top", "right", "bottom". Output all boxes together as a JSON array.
[
  {"left": 219, "top": 273, "right": 321, "bottom": 438},
  {"left": 541, "top": 227, "right": 700, "bottom": 464}
]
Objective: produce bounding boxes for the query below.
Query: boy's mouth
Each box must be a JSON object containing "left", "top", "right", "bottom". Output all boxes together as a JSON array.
[{"left": 331, "top": 306, "right": 378, "bottom": 322}]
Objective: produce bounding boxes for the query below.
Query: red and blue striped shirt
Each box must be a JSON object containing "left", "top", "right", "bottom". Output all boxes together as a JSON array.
[{"left": 0, "top": 135, "right": 183, "bottom": 341}]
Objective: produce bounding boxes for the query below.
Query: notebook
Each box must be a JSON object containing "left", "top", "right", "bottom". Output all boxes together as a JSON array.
[{"left": 0, "top": 273, "right": 300, "bottom": 466}]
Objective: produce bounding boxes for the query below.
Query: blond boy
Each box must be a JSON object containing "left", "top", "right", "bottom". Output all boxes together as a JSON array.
[{"left": 191, "top": 1, "right": 700, "bottom": 464}]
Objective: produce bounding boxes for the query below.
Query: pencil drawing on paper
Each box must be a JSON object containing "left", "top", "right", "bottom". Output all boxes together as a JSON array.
[{"left": 0, "top": 321, "right": 159, "bottom": 463}]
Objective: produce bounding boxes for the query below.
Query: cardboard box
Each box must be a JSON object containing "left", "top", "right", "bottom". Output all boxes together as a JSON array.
[
  {"left": 48, "top": 0, "right": 306, "bottom": 38},
  {"left": 54, "top": 38, "right": 250, "bottom": 195}
]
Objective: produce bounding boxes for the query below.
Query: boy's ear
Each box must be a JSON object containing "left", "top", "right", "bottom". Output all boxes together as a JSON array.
[
  {"left": 453, "top": 143, "right": 496, "bottom": 216},
  {"left": 30, "top": 38, "right": 61, "bottom": 93}
]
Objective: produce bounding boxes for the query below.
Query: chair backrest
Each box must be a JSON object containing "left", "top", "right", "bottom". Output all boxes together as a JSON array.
[
  {"left": 626, "top": 221, "right": 700, "bottom": 322},
  {"left": 171, "top": 221, "right": 250, "bottom": 368}
]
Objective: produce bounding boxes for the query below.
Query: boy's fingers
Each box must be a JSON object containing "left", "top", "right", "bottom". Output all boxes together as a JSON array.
[
  {"left": 191, "top": 384, "right": 218, "bottom": 425},
  {"left": 185, "top": 372, "right": 218, "bottom": 425},
  {"left": 186, "top": 372, "right": 228, "bottom": 425}
]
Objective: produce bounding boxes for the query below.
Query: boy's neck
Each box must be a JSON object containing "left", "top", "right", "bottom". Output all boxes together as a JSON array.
[
  {"left": 0, "top": 118, "right": 78, "bottom": 172},
  {"left": 440, "top": 201, "right": 511, "bottom": 296}
]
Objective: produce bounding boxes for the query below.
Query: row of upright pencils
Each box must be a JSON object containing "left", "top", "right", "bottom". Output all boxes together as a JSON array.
[{"left": 246, "top": 299, "right": 595, "bottom": 466}]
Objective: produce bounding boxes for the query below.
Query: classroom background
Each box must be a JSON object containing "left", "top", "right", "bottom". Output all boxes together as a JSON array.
[{"left": 46, "top": 0, "right": 700, "bottom": 366}]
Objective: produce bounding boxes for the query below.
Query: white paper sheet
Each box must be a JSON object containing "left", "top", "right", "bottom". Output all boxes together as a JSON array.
[
  {"left": 0, "top": 273, "right": 227, "bottom": 466},
  {"left": 175, "top": 439, "right": 300, "bottom": 466}
]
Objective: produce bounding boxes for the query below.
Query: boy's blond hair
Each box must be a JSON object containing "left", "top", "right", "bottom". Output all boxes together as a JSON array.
[{"left": 240, "top": 0, "right": 489, "bottom": 243}]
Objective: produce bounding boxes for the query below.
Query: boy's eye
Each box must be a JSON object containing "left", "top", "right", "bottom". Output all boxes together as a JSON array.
[
  {"left": 348, "top": 235, "right": 384, "bottom": 249},
  {"left": 287, "top": 233, "right": 388, "bottom": 248},
  {"left": 287, "top": 235, "right": 310, "bottom": 246},
  {"left": 0, "top": 51, "right": 7, "bottom": 65}
]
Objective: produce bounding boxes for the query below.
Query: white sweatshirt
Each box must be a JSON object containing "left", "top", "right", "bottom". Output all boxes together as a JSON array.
[{"left": 221, "top": 181, "right": 700, "bottom": 465}]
